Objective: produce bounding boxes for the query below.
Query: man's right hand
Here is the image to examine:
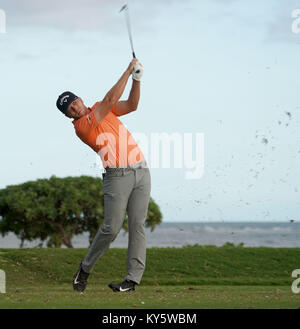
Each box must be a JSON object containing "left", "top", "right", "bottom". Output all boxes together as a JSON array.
[{"left": 127, "top": 58, "right": 139, "bottom": 73}]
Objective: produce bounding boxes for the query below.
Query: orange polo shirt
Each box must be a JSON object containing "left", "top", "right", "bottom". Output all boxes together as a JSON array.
[{"left": 72, "top": 102, "right": 145, "bottom": 168}]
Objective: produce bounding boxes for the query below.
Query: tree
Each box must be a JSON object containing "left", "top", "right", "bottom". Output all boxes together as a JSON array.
[{"left": 0, "top": 175, "right": 162, "bottom": 248}]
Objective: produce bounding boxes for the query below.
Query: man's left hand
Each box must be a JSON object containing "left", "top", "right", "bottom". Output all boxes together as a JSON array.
[{"left": 132, "top": 62, "right": 143, "bottom": 81}]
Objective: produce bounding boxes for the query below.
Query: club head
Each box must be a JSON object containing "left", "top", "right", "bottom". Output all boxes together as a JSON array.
[{"left": 119, "top": 4, "right": 128, "bottom": 13}]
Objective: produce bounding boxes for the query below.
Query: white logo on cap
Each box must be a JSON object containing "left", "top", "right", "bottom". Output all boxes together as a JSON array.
[{"left": 60, "top": 95, "right": 70, "bottom": 106}]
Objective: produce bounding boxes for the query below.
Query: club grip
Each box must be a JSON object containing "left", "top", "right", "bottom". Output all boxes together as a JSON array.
[{"left": 132, "top": 52, "right": 140, "bottom": 73}]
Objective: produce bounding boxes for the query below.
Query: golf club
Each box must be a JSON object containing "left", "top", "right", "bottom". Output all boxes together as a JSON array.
[{"left": 119, "top": 4, "right": 140, "bottom": 73}]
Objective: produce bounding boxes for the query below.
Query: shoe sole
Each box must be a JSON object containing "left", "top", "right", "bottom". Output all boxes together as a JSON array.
[
  {"left": 108, "top": 283, "right": 135, "bottom": 292},
  {"left": 73, "top": 285, "right": 86, "bottom": 292}
]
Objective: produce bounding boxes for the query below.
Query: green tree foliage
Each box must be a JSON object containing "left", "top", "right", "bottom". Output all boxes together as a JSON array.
[{"left": 0, "top": 175, "right": 162, "bottom": 248}]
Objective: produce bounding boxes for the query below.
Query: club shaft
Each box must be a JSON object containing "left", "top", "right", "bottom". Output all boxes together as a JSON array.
[{"left": 124, "top": 7, "right": 136, "bottom": 58}]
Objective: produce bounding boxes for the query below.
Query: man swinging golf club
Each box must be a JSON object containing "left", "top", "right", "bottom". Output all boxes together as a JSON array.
[{"left": 56, "top": 58, "right": 151, "bottom": 292}]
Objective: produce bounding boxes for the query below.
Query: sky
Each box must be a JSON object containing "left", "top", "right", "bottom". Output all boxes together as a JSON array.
[{"left": 0, "top": 0, "right": 300, "bottom": 223}]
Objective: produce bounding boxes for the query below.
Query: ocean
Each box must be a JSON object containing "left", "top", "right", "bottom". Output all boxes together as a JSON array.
[{"left": 0, "top": 222, "right": 299, "bottom": 248}]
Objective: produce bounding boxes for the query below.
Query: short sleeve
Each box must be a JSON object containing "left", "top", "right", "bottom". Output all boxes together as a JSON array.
[
  {"left": 73, "top": 111, "right": 98, "bottom": 139},
  {"left": 111, "top": 104, "right": 119, "bottom": 116},
  {"left": 92, "top": 101, "right": 118, "bottom": 117}
]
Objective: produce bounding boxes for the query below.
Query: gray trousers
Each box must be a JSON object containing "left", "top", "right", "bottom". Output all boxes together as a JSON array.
[{"left": 81, "top": 161, "right": 151, "bottom": 284}]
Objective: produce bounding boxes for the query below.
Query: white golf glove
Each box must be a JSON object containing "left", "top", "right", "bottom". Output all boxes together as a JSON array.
[{"left": 132, "top": 61, "right": 143, "bottom": 81}]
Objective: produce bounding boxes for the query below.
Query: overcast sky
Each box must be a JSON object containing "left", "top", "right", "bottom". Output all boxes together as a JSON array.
[{"left": 0, "top": 0, "right": 300, "bottom": 223}]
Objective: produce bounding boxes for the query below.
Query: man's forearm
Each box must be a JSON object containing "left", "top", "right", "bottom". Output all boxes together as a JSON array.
[
  {"left": 93, "top": 59, "right": 138, "bottom": 123},
  {"left": 128, "top": 79, "right": 140, "bottom": 110},
  {"left": 104, "top": 69, "right": 132, "bottom": 105}
]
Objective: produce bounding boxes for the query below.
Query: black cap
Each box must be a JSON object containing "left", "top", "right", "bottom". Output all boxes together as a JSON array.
[{"left": 56, "top": 91, "right": 78, "bottom": 114}]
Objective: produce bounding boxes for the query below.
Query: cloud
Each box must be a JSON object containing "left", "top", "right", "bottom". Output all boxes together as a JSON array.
[
  {"left": 207, "top": 0, "right": 300, "bottom": 45},
  {"left": 264, "top": 0, "right": 300, "bottom": 44},
  {"left": 2, "top": 0, "right": 298, "bottom": 45},
  {"left": 1, "top": 0, "right": 192, "bottom": 30},
  {"left": 3, "top": 0, "right": 117, "bottom": 29},
  {"left": 267, "top": 18, "right": 298, "bottom": 44}
]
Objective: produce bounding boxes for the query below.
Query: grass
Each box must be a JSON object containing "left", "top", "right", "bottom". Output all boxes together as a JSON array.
[{"left": 0, "top": 245, "right": 299, "bottom": 308}]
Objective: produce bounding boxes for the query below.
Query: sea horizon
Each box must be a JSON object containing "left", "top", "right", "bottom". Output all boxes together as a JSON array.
[{"left": 0, "top": 221, "right": 299, "bottom": 249}]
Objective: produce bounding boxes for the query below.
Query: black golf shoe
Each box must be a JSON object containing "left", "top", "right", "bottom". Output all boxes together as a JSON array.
[
  {"left": 108, "top": 279, "right": 137, "bottom": 292},
  {"left": 73, "top": 263, "right": 89, "bottom": 292}
]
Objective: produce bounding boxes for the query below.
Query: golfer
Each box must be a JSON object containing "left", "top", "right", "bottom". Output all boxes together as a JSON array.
[{"left": 56, "top": 59, "right": 151, "bottom": 292}]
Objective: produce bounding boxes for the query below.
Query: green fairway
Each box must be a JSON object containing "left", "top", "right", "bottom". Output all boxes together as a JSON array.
[
  {"left": 0, "top": 246, "right": 299, "bottom": 308},
  {"left": 0, "top": 284, "right": 299, "bottom": 309}
]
